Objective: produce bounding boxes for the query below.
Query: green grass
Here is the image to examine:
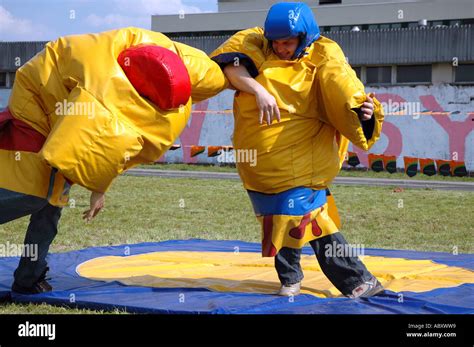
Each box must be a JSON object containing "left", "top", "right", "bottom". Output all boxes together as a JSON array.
[
  {"left": 139, "top": 163, "right": 238, "bottom": 172},
  {"left": 140, "top": 163, "right": 473, "bottom": 181},
  {"left": 0, "top": 302, "right": 127, "bottom": 314},
  {"left": 1, "top": 175, "right": 472, "bottom": 313}
]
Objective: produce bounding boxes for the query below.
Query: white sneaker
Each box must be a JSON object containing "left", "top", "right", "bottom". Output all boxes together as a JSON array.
[
  {"left": 277, "top": 282, "right": 301, "bottom": 296},
  {"left": 348, "top": 276, "right": 384, "bottom": 299}
]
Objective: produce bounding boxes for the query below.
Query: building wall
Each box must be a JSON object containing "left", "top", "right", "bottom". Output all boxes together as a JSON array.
[
  {"left": 166, "top": 26, "right": 474, "bottom": 66},
  {"left": 2, "top": 26, "right": 472, "bottom": 70},
  {"left": 2, "top": 8, "right": 473, "bottom": 172},
  {"left": 152, "top": 0, "right": 474, "bottom": 32},
  {"left": 158, "top": 85, "right": 473, "bottom": 171},
  {"left": 1, "top": 85, "right": 472, "bottom": 171},
  {"left": 218, "top": 0, "right": 474, "bottom": 12},
  {"left": 218, "top": 0, "right": 459, "bottom": 12}
]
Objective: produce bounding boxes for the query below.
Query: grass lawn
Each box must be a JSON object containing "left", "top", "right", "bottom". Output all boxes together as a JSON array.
[{"left": 1, "top": 174, "right": 472, "bottom": 313}]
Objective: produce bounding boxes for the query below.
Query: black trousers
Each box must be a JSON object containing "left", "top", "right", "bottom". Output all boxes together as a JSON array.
[
  {"left": 0, "top": 188, "right": 62, "bottom": 288},
  {"left": 275, "top": 232, "right": 373, "bottom": 296}
]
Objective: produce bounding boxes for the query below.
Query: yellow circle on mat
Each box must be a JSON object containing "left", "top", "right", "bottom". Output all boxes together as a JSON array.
[{"left": 76, "top": 251, "right": 474, "bottom": 298}]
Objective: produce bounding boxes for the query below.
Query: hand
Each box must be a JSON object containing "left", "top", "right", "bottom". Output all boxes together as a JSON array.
[
  {"left": 82, "top": 191, "right": 105, "bottom": 222},
  {"left": 222, "top": 64, "right": 281, "bottom": 125},
  {"left": 359, "top": 93, "right": 375, "bottom": 121},
  {"left": 255, "top": 88, "right": 281, "bottom": 125}
]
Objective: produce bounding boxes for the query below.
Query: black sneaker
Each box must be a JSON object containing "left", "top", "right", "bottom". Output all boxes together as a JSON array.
[
  {"left": 348, "top": 276, "right": 385, "bottom": 299},
  {"left": 11, "top": 267, "right": 53, "bottom": 294}
]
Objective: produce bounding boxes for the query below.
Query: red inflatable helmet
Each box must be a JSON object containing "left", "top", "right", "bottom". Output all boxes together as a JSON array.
[{"left": 118, "top": 44, "right": 191, "bottom": 110}]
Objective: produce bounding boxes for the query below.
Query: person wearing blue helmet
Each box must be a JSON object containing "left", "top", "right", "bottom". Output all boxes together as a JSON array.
[
  {"left": 211, "top": 2, "right": 385, "bottom": 298},
  {"left": 265, "top": 1, "right": 321, "bottom": 59}
]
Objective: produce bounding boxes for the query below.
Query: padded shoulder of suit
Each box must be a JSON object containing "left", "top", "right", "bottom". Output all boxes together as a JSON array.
[
  {"left": 174, "top": 42, "right": 228, "bottom": 103},
  {"left": 310, "top": 36, "right": 347, "bottom": 66},
  {"left": 210, "top": 27, "right": 269, "bottom": 77}
]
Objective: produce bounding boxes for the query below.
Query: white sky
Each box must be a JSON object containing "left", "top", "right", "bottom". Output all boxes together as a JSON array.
[{"left": 0, "top": 0, "right": 218, "bottom": 41}]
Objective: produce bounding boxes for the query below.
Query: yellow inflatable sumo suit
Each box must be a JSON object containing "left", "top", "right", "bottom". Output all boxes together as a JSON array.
[
  {"left": 1, "top": 27, "right": 227, "bottom": 294},
  {"left": 210, "top": 4, "right": 384, "bottom": 259},
  {"left": 0, "top": 27, "right": 227, "bottom": 207},
  {"left": 211, "top": 29, "right": 383, "bottom": 194}
]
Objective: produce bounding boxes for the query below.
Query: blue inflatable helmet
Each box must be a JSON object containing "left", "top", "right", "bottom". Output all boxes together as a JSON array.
[{"left": 264, "top": 2, "right": 320, "bottom": 59}]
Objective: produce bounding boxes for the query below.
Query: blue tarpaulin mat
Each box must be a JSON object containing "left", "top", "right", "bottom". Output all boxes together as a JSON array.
[{"left": 0, "top": 239, "right": 473, "bottom": 314}]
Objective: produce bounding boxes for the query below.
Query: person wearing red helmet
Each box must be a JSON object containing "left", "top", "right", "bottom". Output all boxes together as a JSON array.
[{"left": 0, "top": 27, "right": 226, "bottom": 295}]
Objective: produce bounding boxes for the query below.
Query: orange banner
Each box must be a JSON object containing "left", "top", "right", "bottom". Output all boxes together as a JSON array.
[{"left": 403, "top": 156, "right": 418, "bottom": 177}]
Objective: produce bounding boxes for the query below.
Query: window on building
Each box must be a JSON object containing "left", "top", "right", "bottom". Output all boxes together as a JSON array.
[
  {"left": 0, "top": 72, "right": 7, "bottom": 88},
  {"left": 9, "top": 72, "right": 16, "bottom": 88},
  {"left": 397, "top": 65, "right": 431, "bottom": 83},
  {"left": 352, "top": 67, "right": 361, "bottom": 79},
  {"left": 455, "top": 64, "right": 474, "bottom": 83},
  {"left": 366, "top": 66, "right": 391, "bottom": 85},
  {"left": 431, "top": 20, "right": 445, "bottom": 28},
  {"left": 319, "top": 0, "right": 342, "bottom": 4}
]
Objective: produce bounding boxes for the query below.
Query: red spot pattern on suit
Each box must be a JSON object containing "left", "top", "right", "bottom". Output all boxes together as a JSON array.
[
  {"left": 0, "top": 108, "right": 46, "bottom": 152},
  {"left": 312, "top": 206, "right": 324, "bottom": 236},
  {"left": 262, "top": 215, "right": 277, "bottom": 257},
  {"left": 289, "top": 213, "right": 311, "bottom": 239},
  {"left": 311, "top": 219, "right": 322, "bottom": 237}
]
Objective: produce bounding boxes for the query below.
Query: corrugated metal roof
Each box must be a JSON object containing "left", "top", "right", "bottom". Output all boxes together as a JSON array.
[
  {"left": 170, "top": 25, "right": 474, "bottom": 65},
  {"left": 324, "top": 25, "right": 473, "bottom": 65},
  {"left": 0, "top": 26, "right": 472, "bottom": 71},
  {"left": 0, "top": 41, "right": 47, "bottom": 71}
]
